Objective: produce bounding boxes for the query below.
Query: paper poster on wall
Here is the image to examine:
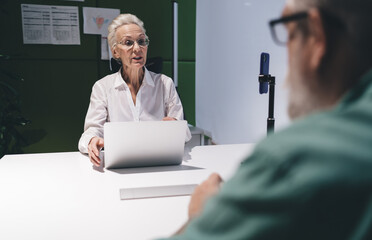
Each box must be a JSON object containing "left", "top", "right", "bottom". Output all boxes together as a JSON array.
[
  {"left": 21, "top": 4, "right": 80, "bottom": 45},
  {"left": 83, "top": 7, "right": 120, "bottom": 37},
  {"left": 101, "top": 36, "right": 109, "bottom": 60}
]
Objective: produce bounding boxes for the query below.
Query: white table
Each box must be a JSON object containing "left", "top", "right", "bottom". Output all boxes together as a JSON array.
[{"left": 0, "top": 144, "right": 254, "bottom": 240}]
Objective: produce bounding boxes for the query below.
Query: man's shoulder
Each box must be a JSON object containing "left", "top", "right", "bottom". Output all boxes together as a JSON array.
[
  {"left": 256, "top": 113, "right": 334, "bottom": 156},
  {"left": 251, "top": 107, "right": 372, "bottom": 172},
  {"left": 231, "top": 109, "right": 372, "bottom": 206}
]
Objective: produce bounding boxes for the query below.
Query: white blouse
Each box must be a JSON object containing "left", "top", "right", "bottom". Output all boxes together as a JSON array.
[{"left": 78, "top": 68, "right": 191, "bottom": 153}]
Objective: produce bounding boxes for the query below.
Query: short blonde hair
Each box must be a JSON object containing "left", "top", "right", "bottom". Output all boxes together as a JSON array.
[{"left": 107, "top": 14, "right": 147, "bottom": 52}]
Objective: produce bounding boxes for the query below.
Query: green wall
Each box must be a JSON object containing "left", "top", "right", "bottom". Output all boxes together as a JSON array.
[{"left": 0, "top": 0, "right": 195, "bottom": 153}]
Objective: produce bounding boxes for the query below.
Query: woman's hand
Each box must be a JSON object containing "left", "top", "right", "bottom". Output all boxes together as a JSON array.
[
  {"left": 162, "top": 117, "right": 177, "bottom": 121},
  {"left": 188, "top": 173, "right": 223, "bottom": 219},
  {"left": 88, "top": 137, "right": 104, "bottom": 166}
]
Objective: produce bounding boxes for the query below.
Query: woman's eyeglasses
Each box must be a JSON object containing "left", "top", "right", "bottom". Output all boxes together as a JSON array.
[{"left": 115, "top": 37, "right": 150, "bottom": 49}]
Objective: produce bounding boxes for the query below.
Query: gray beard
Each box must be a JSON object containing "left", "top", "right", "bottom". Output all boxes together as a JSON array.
[
  {"left": 286, "top": 69, "right": 326, "bottom": 120},
  {"left": 287, "top": 83, "right": 321, "bottom": 120}
]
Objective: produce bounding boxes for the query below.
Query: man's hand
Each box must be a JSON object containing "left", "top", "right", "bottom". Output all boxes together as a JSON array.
[
  {"left": 162, "top": 117, "right": 177, "bottom": 121},
  {"left": 188, "top": 173, "right": 223, "bottom": 219},
  {"left": 173, "top": 173, "right": 223, "bottom": 236},
  {"left": 88, "top": 137, "right": 104, "bottom": 167}
]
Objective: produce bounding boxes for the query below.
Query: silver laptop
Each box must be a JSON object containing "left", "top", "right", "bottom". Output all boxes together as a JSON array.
[{"left": 104, "top": 121, "right": 187, "bottom": 169}]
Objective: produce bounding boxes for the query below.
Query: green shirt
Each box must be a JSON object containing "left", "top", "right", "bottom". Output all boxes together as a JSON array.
[{"left": 162, "top": 69, "right": 372, "bottom": 240}]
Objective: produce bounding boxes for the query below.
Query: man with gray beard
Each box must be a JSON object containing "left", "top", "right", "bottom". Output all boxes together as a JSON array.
[{"left": 159, "top": 0, "right": 372, "bottom": 239}]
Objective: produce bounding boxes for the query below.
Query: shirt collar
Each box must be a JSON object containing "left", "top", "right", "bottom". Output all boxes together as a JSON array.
[
  {"left": 143, "top": 67, "right": 155, "bottom": 87},
  {"left": 114, "top": 69, "right": 126, "bottom": 89},
  {"left": 113, "top": 67, "right": 154, "bottom": 89},
  {"left": 337, "top": 68, "right": 372, "bottom": 109}
]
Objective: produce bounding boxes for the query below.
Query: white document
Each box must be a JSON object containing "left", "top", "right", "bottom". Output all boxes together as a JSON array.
[
  {"left": 83, "top": 7, "right": 120, "bottom": 37},
  {"left": 21, "top": 4, "right": 80, "bottom": 45},
  {"left": 101, "top": 36, "right": 109, "bottom": 60}
]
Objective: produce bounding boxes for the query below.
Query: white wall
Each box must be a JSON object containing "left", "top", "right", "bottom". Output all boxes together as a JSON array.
[{"left": 196, "top": 0, "right": 290, "bottom": 144}]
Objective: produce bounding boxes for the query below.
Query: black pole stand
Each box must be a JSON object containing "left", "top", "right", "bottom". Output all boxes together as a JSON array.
[
  {"left": 171, "top": 0, "right": 178, "bottom": 86},
  {"left": 258, "top": 74, "right": 276, "bottom": 135}
]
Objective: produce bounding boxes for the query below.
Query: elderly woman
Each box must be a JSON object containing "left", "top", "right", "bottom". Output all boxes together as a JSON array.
[{"left": 78, "top": 13, "right": 191, "bottom": 166}]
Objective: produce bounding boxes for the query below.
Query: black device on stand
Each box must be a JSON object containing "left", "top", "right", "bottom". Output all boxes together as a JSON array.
[{"left": 259, "top": 52, "right": 276, "bottom": 135}]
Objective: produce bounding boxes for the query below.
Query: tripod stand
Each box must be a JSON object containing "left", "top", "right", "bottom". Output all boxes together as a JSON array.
[{"left": 258, "top": 74, "right": 276, "bottom": 135}]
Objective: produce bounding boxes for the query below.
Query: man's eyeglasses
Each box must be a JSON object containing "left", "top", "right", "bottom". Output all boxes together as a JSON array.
[
  {"left": 115, "top": 37, "right": 150, "bottom": 49},
  {"left": 269, "top": 12, "right": 308, "bottom": 46}
]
